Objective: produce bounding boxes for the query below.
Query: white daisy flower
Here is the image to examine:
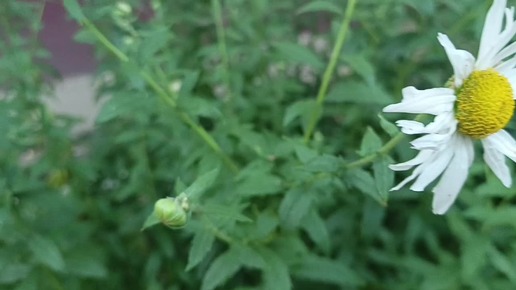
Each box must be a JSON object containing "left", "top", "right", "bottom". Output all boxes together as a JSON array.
[{"left": 383, "top": 0, "right": 516, "bottom": 214}]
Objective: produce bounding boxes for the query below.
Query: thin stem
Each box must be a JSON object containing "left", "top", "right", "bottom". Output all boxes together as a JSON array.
[
  {"left": 211, "top": 0, "right": 232, "bottom": 100},
  {"left": 78, "top": 17, "right": 239, "bottom": 172},
  {"left": 303, "top": 0, "right": 358, "bottom": 143},
  {"left": 344, "top": 115, "right": 426, "bottom": 170}
]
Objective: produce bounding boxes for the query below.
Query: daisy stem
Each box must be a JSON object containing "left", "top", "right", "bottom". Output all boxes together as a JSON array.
[
  {"left": 344, "top": 132, "right": 405, "bottom": 170},
  {"left": 78, "top": 18, "right": 239, "bottom": 173},
  {"left": 344, "top": 115, "right": 426, "bottom": 170},
  {"left": 211, "top": 0, "right": 233, "bottom": 101},
  {"left": 303, "top": 0, "right": 358, "bottom": 143}
]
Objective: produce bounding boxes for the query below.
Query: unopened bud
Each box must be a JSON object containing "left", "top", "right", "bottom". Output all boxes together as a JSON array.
[{"left": 154, "top": 197, "right": 188, "bottom": 229}]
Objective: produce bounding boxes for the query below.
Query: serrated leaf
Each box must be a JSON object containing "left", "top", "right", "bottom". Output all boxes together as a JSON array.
[
  {"left": 28, "top": 236, "right": 65, "bottom": 272},
  {"left": 342, "top": 54, "right": 376, "bottom": 85},
  {"left": 257, "top": 247, "right": 292, "bottom": 290},
  {"left": 283, "top": 99, "right": 320, "bottom": 129},
  {"left": 349, "top": 169, "right": 387, "bottom": 206},
  {"left": 301, "top": 209, "right": 330, "bottom": 253},
  {"left": 461, "top": 237, "right": 488, "bottom": 281},
  {"left": 235, "top": 168, "right": 282, "bottom": 196},
  {"left": 139, "top": 27, "right": 172, "bottom": 61},
  {"left": 63, "top": 0, "right": 86, "bottom": 21},
  {"left": 201, "top": 204, "right": 252, "bottom": 223},
  {"left": 186, "top": 230, "right": 215, "bottom": 271},
  {"left": 141, "top": 211, "right": 161, "bottom": 231},
  {"left": 326, "top": 81, "right": 392, "bottom": 105},
  {"left": 0, "top": 264, "right": 30, "bottom": 284},
  {"left": 305, "top": 154, "right": 341, "bottom": 173},
  {"left": 358, "top": 127, "right": 382, "bottom": 156},
  {"left": 279, "top": 188, "right": 313, "bottom": 229},
  {"left": 66, "top": 248, "right": 108, "bottom": 278},
  {"left": 275, "top": 42, "right": 324, "bottom": 70},
  {"left": 232, "top": 244, "right": 266, "bottom": 269},
  {"left": 184, "top": 168, "right": 220, "bottom": 199},
  {"left": 201, "top": 249, "right": 241, "bottom": 290},
  {"left": 292, "top": 255, "right": 362, "bottom": 286},
  {"left": 293, "top": 143, "right": 318, "bottom": 163},
  {"left": 373, "top": 155, "right": 393, "bottom": 203},
  {"left": 378, "top": 113, "right": 400, "bottom": 137},
  {"left": 96, "top": 93, "right": 157, "bottom": 123},
  {"left": 297, "top": 1, "right": 343, "bottom": 15},
  {"left": 488, "top": 245, "right": 516, "bottom": 283}
]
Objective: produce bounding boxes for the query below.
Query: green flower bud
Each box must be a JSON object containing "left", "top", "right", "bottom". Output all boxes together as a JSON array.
[{"left": 154, "top": 197, "right": 188, "bottom": 229}]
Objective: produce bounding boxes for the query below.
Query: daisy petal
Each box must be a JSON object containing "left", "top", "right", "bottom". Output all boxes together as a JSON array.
[
  {"left": 432, "top": 136, "right": 474, "bottom": 215},
  {"left": 478, "top": 0, "right": 507, "bottom": 63},
  {"left": 486, "top": 130, "right": 516, "bottom": 163},
  {"left": 383, "top": 87, "right": 456, "bottom": 115},
  {"left": 410, "top": 146, "right": 454, "bottom": 191},
  {"left": 389, "top": 150, "right": 433, "bottom": 171},
  {"left": 437, "top": 33, "right": 475, "bottom": 87},
  {"left": 482, "top": 138, "right": 512, "bottom": 187}
]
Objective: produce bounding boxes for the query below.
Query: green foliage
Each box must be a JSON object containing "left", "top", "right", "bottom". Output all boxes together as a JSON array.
[{"left": 2, "top": 0, "right": 516, "bottom": 290}]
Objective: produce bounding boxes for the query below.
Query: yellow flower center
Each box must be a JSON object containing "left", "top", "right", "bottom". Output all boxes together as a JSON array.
[{"left": 455, "top": 69, "right": 515, "bottom": 139}]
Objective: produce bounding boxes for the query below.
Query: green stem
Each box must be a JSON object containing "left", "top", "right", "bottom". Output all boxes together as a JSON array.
[
  {"left": 79, "top": 18, "right": 239, "bottom": 172},
  {"left": 344, "top": 132, "right": 405, "bottom": 169},
  {"left": 344, "top": 114, "right": 426, "bottom": 170},
  {"left": 211, "top": 0, "right": 232, "bottom": 100},
  {"left": 303, "top": 0, "right": 358, "bottom": 143}
]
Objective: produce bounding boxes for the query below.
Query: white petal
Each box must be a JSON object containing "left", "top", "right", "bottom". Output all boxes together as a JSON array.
[
  {"left": 486, "top": 130, "right": 516, "bottom": 162},
  {"left": 410, "top": 146, "right": 454, "bottom": 191},
  {"left": 478, "top": 0, "right": 507, "bottom": 64},
  {"left": 431, "top": 136, "right": 474, "bottom": 215},
  {"left": 396, "top": 113, "right": 457, "bottom": 135},
  {"left": 482, "top": 138, "right": 512, "bottom": 187},
  {"left": 437, "top": 33, "right": 475, "bottom": 87},
  {"left": 389, "top": 150, "right": 433, "bottom": 171},
  {"left": 390, "top": 165, "right": 424, "bottom": 191},
  {"left": 383, "top": 94, "right": 455, "bottom": 115}
]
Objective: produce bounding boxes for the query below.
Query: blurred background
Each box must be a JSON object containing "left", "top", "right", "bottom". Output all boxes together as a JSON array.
[{"left": 1, "top": 0, "right": 516, "bottom": 290}]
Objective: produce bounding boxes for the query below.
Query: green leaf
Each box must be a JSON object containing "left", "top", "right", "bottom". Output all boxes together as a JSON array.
[
  {"left": 373, "top": 155, "right": 393, "bottom": 203},
  {"left": 378, "top": 114, "right": 400, "bottom": 137},
  {"left": 305, "top": 154, "right": 341, "bottom": 173},
  {"left": 184, "top": 168, "right": 220, "bottom": 199},
  {"left": 358, "top": 127, "right": 382, "bottom": 156},
  {"left": 96, "top": 93, "right": 157, "bottom": 123},
  {"left": 257, "top": 247, "right": 292, "bottom": 290},
  {"left": 294, "top": 143, "right": 318, "bottom": 163},
  {"left": 461, "top": 237, "right": 488, "bottom": 281},
  {"left": 279, "top": 188, "right": 313, "bottom": 229},
  {"left": 326, "top": 81, "right": 392, "bottom": 105},
  {"left": 186, "top": 230, "right": 215, "bottom": 271},
  {"left": 283, "top": 99, "right": 321, "bottom": 132},
  {"left": 201, "top": 204, "right": 252, "bottom": 223},
  {"left": 297, "top": 1, "right": 343, "bottom": 15},
  {"left": 342, "top": 54, "right": 376, "bottom": 85},
  {"left": 66, "top": 248, "right": 108, "bottom": 278},
  {"left": 28, "top": 235, "right": 66, "bottom": 272},
  {"left": 139, "top": 27, "right": 173, "bottom": 61},
  {"left": 275, "top": 42, "right": 325, "bottom": 70},
  {"left": 349, "top": 169, "right": 387, "bottom": 206},
  {"left": 201, "top": 249, "right": 241, "bottom": 290},
  {"left": 488, "top": 245, "right": 516, "bottom": 283},
  {"left": 236, "top": 164, "right": 282, "bottom": 196},
  {"left": 301, "top": 209, "right": 330, "bottom": 253},
  {"left": 63, "top": 0, "right": 86, "bottom": 21},
  {"left": 232, "top": 244, "right": 266, "bottom": 269},
  {"left": 0, "top": 264, "right": 30, "bottom": 284},
  {"left": 292, "top": 255, "right": 362, "bottom": 286},
  {"left": 141, "top": 211, "right": 161, "bottom": 231},
  {"left": 179, "top": 71, "right": 201, "bottom": 97}
]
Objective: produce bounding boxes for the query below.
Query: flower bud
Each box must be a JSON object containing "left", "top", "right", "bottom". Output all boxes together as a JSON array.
[{"left": 154, "top": 197, "right": 188, "bottom": 229}]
